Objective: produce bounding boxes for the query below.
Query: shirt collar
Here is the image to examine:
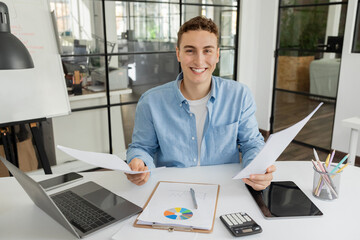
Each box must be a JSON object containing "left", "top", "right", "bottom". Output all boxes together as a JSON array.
[
  {"left": 174, "top": 72, "right": 217, "bottom": 104},
  {"left": 174, "top": 72, "right": 186, "bottom": 104}
]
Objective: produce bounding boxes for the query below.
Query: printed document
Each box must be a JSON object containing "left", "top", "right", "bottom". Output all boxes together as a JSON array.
[
  {"left": 136, "top": 182, "right": 219, "bottom": 230},
  {"left": 57, "top": 145, "right": 164, "bottom": 174},
  {"left": 233, "top": 102, "right": 323, "bottom": 179}
]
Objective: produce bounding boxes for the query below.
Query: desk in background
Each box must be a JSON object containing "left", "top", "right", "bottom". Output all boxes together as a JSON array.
[
  {"left": 310, "top": 58, "right": 340, "bottom": 98},
  {"left": 1, "top": 161, "right": 359, "bottom": 239}
]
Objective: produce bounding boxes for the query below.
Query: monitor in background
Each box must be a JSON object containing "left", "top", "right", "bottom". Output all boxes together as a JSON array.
[{"left": 90, "top": 66, "right": 129, "bottom": 91}]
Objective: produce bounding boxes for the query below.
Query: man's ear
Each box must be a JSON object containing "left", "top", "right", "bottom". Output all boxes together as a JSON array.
[
  {"left": 216, "top": 47, "right": 220, "bottom": 63},
  {"left": 176, "top": 47, "right": 181, "bottom": 62}
]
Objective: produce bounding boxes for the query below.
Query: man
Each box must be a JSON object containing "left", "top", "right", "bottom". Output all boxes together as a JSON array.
[{"left": 125, "top": 16, "right": 275, "bottom": 190}]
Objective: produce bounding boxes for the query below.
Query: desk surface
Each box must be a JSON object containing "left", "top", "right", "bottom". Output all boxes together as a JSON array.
[
  {"left": 1, "top": 161, "right": 360, "bottom": 240},
  {"left": 68, "top": 88, "right": 132, "bottom": 102}
]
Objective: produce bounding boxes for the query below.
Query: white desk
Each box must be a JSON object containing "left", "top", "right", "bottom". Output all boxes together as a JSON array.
[
  {"left": 1, "top": 161, "right": 360, "bottom": 240},
  {"left": 309, "top": 58, "right": 340, "bottom": 98},
  {"left": 342, "top": 117, "right": 360, "bottom": 165}
]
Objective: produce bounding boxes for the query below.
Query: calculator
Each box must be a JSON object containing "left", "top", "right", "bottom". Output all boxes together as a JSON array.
[{"left": 220, "top": 212, "right": 262, "bottom": 237}]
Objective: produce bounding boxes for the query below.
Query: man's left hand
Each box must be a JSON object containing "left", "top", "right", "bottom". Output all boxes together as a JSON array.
[{"left": 242, "top": 165, "right": 276, "bottom": 191}]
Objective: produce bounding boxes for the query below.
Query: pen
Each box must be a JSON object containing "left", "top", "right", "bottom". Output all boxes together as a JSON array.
[
  {"left": 322, "top": 162, "right": 337, "bottom": 190},
  {"left": 316, "top": 160, "right": 334, "bottom": 193},
  {"left": 190, "top": 188, "right": 198, "bottom": 209},
  {"left": 313, "top": 149, "right": 326, "bottom": 194},
  {"left": 312, "top": 160, "right": 323, "bottom": 196},
  {"left": 330, "top": 154, "right": 349, "bottom": 174},
  {"left": 325, "top": 153, "right": 330, "bottom": 167},
  {"left": 329, "top": 162, "right": 349, "bottom": 179},
  {"left": 328, "top": 150, "right": 336, "bottom": 169},
  {"left": 336, "top": 163, "right": 349, "bottom": 173},
  {"left": 313, "top": 148, "right": 320, "bottom": 162}
]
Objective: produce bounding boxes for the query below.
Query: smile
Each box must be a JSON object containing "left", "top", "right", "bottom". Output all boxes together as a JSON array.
[{"left": 190, "top": 68, "right": 206, "bottom": 73}]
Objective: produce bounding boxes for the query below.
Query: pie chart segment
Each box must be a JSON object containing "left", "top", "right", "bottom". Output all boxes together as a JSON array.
[{"left": 164, "top": 207, "right": 193, "bottom": 220}]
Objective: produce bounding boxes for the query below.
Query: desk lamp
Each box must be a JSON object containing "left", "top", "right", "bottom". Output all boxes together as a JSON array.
[
  {"left": 0, "top": 2, "right": 34, "bottom": 69},
  {"left": 0, "top": 1, "right": 34, "bottom": 170}
]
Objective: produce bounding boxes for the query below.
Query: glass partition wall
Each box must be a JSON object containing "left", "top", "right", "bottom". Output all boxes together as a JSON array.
[
  {"left": 353, "top": 0, "right": 360, "bottom": 52},
  {"left": 271, "top": 0, "right": 348, "bottom": 152},
  {"left": 50, "top": 0, "right": 240, "bottom": 163}
]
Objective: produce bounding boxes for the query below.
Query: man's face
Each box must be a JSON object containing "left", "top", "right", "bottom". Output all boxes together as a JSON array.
[{"left": 176, "top": 30, "right": 219, "bottom": 86}]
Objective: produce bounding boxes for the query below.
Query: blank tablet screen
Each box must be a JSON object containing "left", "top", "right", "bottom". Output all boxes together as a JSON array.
[{"left": 246, "top": 181, "right": 323, "bottom": 218}]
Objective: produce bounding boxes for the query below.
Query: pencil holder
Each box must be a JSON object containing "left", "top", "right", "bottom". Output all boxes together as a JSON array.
[{"left": 312, "top": 166, "right": 341, "bottom": 200}]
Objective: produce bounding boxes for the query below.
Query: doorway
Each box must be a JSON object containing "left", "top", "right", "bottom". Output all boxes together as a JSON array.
[{"left": 271, "top": 0, "right": 348, "bottom": 151}]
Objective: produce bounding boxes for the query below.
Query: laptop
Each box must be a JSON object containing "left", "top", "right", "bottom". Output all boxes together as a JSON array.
[{"left": 0, "top": 156, "right": 143, "bottom": 238}]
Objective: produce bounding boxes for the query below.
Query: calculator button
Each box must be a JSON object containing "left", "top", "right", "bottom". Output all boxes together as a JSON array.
[
  {"left": 244, "top": 215, "right": 252, "bottom": 222},
  {"left": 222, "top": 215, "right": 233, "bottom": 226},
  {"left": 238, "top": 214, "right": 247, "bottom": 222},
  {"left": 235, "top": 213, "right": 244, "bottom": 222},
  {"left": 232, "top": 214, "right": 243, "bottom": 224},
  {"left": 227, "top": 215, "right": 238, "bottom": 225}
]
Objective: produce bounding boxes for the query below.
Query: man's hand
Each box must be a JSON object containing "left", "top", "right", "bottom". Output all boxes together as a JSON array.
[
  {"left": 125, "top": 158, "right": 150, "bottom": 186},
  {"left": 242, "top": 165, "right": 276, "bottom": 191}
]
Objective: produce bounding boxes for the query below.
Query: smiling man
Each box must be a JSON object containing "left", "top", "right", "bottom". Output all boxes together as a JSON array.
[{"left": 125, "top": 16, "right": 276, "bottom": 190}]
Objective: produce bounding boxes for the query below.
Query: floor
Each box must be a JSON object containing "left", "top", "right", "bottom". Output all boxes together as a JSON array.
[
  {"left": 277, "top": 141, "right": 360, "bottom": 167},
  {"left": 273, "top": 91, "right": 335, "bottom": 150}
]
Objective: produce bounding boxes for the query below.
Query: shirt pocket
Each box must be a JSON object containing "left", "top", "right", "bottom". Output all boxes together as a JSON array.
[{"left": 208, "top": 121, "right": 238, "bottom": 163}]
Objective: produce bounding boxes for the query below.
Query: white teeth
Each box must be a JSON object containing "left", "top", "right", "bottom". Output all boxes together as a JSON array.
[{"left": 191, "top": 68, "right": 206, "bottom": 73}]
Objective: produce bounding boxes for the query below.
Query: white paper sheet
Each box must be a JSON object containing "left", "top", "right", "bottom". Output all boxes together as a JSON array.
[
  {"left": 57, "top": 145, "right": 165, "bottom": 174},
  {"left": 233, "top": 102, "right": 323, "bottom": 179},
  {"left": 112, "top": 216, "right": 199, "bottom": 240},
  {"left": 137, "top": 182, "right": 219, "bottom": 230}
]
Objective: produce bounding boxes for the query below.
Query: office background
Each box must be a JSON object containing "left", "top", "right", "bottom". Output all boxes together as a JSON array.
[
  {"left": 49, "top": 0, "right": 239, "bottom": 165},
  {"left": 1, "top": 0, "right": 360, "bottom": 172}
]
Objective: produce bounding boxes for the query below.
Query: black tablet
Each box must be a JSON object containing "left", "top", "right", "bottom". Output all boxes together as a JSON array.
[{"left": 246, "top": 181, "right": 323, "bottom": 218}]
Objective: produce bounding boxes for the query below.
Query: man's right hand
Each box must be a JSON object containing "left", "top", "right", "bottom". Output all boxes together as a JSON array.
[{"left": 125, "top": 158, "right": 150, "bottom": 186}]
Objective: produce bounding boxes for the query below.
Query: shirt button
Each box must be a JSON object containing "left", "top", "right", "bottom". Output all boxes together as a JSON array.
[
  {"left": 190, "top": 113, "right": 193, "bottom": 117},
  {"left": 193, "top": 158, "right": 196, "bottom": 162},
  {"left": 185, "top": 102, "right": 188, "bottom": 104},
  {"left": 192, "top": 137, "right": 195, "bottom": 140},
  {"left": 180, "top": 104, "right": 182, "bottom": 107}
]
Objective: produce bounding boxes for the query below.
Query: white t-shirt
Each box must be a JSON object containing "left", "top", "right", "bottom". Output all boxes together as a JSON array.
[{"left": 179, "top": 80, "right": 210, "bottom": 165}]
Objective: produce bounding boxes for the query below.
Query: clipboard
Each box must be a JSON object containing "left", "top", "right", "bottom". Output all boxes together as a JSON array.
[{"left": 133, "top": 181, "right": 220, "bottom": 233}]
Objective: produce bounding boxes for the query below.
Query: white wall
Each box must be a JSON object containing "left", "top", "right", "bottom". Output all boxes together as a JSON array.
[
  {"left": 238, "top": 0, "right": 360, "bottom": 157},
  {"left": 238, "top": 0, "right": 278, "bottom": 131},
  {"left": 332, "top": 0, "right": 360, "bottom": 156}
]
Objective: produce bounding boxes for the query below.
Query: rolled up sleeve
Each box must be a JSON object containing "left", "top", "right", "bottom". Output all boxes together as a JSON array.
[{"left": 126, "top": 98, "right": 158, "bottom": 169}]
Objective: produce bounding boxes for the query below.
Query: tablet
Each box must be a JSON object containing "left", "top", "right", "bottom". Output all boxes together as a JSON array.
[{"left": 246, "top": 181, "right": 323, "bottom": 218}]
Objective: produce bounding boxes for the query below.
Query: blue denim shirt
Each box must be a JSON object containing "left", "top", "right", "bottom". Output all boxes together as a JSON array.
[{"left": 127, "top": 73, "right": 264, "bottom": 169}]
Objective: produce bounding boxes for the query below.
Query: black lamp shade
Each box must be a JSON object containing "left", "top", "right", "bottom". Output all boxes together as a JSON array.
[{"left": 0, "top": 2, "right": 34, "bottom": 69}]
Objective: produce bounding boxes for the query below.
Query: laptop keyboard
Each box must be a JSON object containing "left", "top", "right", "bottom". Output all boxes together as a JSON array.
[{"left": 52, "top": 191, "right": 115, "bottom": 233}]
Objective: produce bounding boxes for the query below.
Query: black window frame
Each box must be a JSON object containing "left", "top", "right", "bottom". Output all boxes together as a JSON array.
[
  {"left": 52, "top": 0, "right": 241, "bottom": 155},
  {"left": 352, "top": 0, "right": 360, "bottom": 53}
]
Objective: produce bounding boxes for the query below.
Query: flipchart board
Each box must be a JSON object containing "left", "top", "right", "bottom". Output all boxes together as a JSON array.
[{"left": 0, "top": 0, "right": 70, "bottom": 125}]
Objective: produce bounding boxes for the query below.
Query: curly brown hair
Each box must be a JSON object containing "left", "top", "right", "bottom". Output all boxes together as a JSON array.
[{"left": 177, "top": 16, "right": 219, "bottom": 48}]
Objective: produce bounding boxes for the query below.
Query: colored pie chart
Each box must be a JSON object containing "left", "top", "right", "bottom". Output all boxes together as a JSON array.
[{"left": 164, "top": 207, "right": 193, "bottom": 220}]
